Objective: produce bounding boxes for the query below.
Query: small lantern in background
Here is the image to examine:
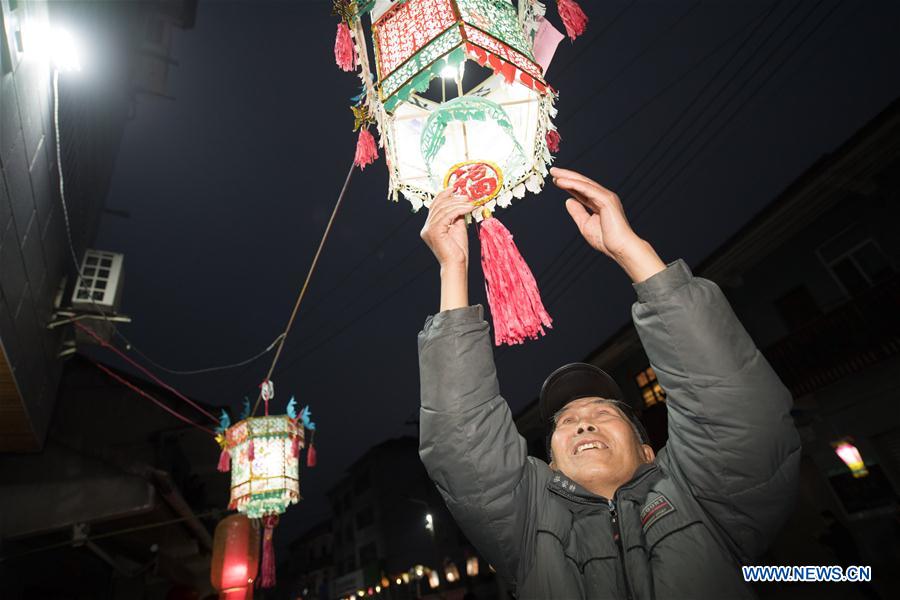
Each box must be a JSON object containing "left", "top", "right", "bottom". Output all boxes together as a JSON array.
[
  {"left": 428, "top": 569, "right": 440, "bottom": 589},
  {"left": 832, "top": 438, "right": 869, "bottom": 478},
  {"left": 215, "top": 392, "right": 318, "bottom": 588},
  {"left": 210, "top": 514, "right": 260, "bottom": 599}
]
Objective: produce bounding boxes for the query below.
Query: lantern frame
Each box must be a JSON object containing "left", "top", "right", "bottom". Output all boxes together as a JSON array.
[
  {"left": 351, "top": 0, "right": 559, "bottom": 213},
  {"left": 225, "top": 415, "right": 304, "bottom": 519}
]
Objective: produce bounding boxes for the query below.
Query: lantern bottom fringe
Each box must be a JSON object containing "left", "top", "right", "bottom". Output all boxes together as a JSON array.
[
  {"left": 261, "top": 515, "right": 279, "bottom": 588},
  {"left": 478, "top": 216, "right": 552, "bottom": 345},
  {"left": 557, "top": 0, "right": 589, "bottom": 41}
]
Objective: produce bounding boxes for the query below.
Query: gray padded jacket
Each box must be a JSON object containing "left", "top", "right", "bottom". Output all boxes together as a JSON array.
[{"left": 418, "top": 260, "right": 801, "bottom": 599}]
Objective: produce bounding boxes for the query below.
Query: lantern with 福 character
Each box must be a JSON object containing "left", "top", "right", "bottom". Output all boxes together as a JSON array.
[
  {"left": 215, "top": 384, "right": 318, "bottom": 588},
  {"left": 333, "top": 0, "right": 588, "bottom": 345},
  {"left": 210, "top": 514, "right": 259, "bottom": 599}
]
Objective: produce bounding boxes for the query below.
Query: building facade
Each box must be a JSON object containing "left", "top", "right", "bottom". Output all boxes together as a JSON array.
[{"left": 1, "top": 0, "right": 196, "bottom": 452}]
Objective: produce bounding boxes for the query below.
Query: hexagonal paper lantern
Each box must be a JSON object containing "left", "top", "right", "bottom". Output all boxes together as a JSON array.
[
  {"left": 225, "top": 415, "right": 303, "bottom": 518},
  {"left": 372, "top": 0, "right": 555, "bottom": 211}
]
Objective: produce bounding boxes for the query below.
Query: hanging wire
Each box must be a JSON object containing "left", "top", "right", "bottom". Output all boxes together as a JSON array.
[
  {"left": 88, "top": 359, "right": 216, "bottom": 436},
  {"left": 74, "top": 321, "right": 218, "bottom": 424},
  {"left": 251, "top": 160, "right": 356, "bottom": 415}
]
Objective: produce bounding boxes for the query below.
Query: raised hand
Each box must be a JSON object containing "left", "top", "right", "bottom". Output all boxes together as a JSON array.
[{"left": 551, "top": 167, "right": 665, "bottom": 283}]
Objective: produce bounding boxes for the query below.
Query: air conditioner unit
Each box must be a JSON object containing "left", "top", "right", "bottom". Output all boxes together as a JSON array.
[{"left": 71, "top": 249, "right": 124, "bottom": 311}]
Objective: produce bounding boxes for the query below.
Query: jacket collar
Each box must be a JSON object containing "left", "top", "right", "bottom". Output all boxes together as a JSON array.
[{"left": 547, "top": 462, "right": 660, "bottom": 505}]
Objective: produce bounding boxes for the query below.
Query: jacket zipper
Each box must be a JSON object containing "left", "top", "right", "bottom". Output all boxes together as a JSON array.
[{"left": 608, "top": 499, "right": 633, "bottom": 600}]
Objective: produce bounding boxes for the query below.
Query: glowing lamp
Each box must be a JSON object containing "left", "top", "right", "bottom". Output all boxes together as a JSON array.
[
  {"left": 833, "top": 439, "right": 868, "bottom": 478},
  {"left": 428, "top": 570, "right": 440, "bottom": 589},
  {"left": 445, "top": 561, "right": 460, "bottom": 583},
  {"left": 466, "top": 556, "right": 479, "bottom": 577},
  {"left": 210, "top": 514, "right": 260, "bottom": 599}
]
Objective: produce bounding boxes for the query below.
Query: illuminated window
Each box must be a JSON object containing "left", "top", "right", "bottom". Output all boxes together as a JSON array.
[{"left": 635, "top": 366, "right": 666, "bottom": 408}]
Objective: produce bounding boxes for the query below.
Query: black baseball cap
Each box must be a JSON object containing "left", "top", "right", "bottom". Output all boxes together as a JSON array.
[{"left": 539, "top": 363, "right": 649, "bottom": 445}]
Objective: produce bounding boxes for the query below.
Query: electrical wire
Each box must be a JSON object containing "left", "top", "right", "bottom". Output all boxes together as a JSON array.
[
  {"left": 75, "top": 321, "right": 218, "bottom": 424},
  {"left": 87, "top": 359, "right": 216, "bottom": 435},
  {"left": 541, "top": 0, "right": 844, "bottom": 310},
  {"left": 251, "top": 160, "right": 356, "bottom": 416}
]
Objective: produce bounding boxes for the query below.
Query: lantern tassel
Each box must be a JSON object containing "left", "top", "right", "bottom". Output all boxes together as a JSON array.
[
  {"left": 261, "top": 515, "right": 279, "bottom": 588},
  {"left": 478, "top": 216, "right": 552, "bottom": 345},
  {"left": 307, "top": 442, "right": 317, "bottom": 467},
  {"left": 557, "top": 0, "right": 588, "bottom": 41},
  {"left": 334, "top": 22, "right": 357, "bottom": 72},
  {"left": 291, "top": 434, "right": 301, "bottom": 458},
  {"left": 546, "top": 129, "right": 562, "bottom": 153},
  {"left": 248, "top": 440, "right": 255, "bottom": 462},
  {"left": 354, "top": 128, "right": 378, "bottom": 169},
  {"left": 217, "top": 448, "right": 230, "bottom": 472}
]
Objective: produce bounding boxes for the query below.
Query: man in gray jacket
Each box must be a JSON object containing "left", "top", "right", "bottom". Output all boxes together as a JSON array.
[{"left": 417, "top": 167, "right": 801, "bottom": 599}]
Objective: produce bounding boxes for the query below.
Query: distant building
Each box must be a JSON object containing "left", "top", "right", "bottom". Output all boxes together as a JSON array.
[
  {"left": 1, "top": 0, "right": 196, "bottom": 452},
  {"left": 515, "top": 98, "right": 900, "bottom": 599},
  {"left": 281, "top": 436, "right": 503, "bottom": 600}
]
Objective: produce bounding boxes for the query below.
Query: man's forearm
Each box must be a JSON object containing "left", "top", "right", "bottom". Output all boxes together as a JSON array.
[
  {"left": 613, "top": 237, "right": 666, "bottom": 284},
  {"left": 440, "top": 263, "right": 468, "bottom": 312}
]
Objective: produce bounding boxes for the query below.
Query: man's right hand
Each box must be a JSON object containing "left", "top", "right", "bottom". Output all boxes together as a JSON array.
[
  {"left": 420, "top": 189, "right": 473, "bottom": 270},
  {"left": 420, "top": 189, "right": 473, "bottom": 312}
]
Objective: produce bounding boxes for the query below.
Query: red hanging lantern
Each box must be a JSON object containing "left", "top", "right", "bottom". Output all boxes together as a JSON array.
[{"left": 211, "top": 514, "right": 260, "bottom": 599}]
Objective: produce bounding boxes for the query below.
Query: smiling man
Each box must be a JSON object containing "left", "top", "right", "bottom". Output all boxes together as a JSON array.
[{"left": 417, "top": 167, "right": 801, "bottom": 599}]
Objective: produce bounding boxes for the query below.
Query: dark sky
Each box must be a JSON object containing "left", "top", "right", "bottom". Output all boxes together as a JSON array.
[{"left": 86, "top": 0, "right": 900, "bottom": 539}]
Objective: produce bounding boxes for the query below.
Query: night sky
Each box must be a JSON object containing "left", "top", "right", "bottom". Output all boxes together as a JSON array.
[{"left": 83, "top": 0, "right": 900, "bottom": 540}]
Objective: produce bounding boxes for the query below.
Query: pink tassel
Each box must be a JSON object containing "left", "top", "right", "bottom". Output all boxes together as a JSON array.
[
  {"left": 248, "top": 440, "right": 255, "bottom": 462},
  {"left": 334, "top": 22, "right": 356, "bottom": 72},
  {"left": 217, "top": 448, "right": 230, "bottom": 472},
  {"left": 261, "top": 516, "right": 279, "bottom": 588},
  {"left": 354, "top": 128, "right": 378, "bottom": 170},
  {"left": 291, "top": 435, "right": 300, "bottom": 458},
  {"left": 557, "top": 0, "right": 588, "bottom": 41},
  {"left": 307, "top": 443, "right": 317, "bottom": 467},
  {"left": 478, "top": 217, "right": 552, "bottom": 346},
  {"left": 546, "top": 130, "right": 561, "bottom": 153}
]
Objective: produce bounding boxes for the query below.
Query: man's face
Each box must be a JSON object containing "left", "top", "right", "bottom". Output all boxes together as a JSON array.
[{"left": 549, "top": 397, "right": 654, "bottom": 497}]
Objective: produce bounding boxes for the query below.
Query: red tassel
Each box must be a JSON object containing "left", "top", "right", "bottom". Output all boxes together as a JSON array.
[
  {"left": 546, "top": 130, "right": 561, "bottom": 153},
  {"left": 478, "top": 216, "right": 552, "bottom": 346},
  {"left": 217, "top": 448, "right": 230, "bottom": 472},
  {"left": 354, "top": 128, "right": 378, "bottom": 170},
  {"left": 261, "top": 515, "right": 279, "bottom": 588},
  {"left": 291, "top": 435, "right": 300, "bottom": 458},
  {"left": 557, "top": 0, "right": 588, "bottom": 41},
  {"left": 248, "top": 440, "right": 255, "bottom": 462},
  {"left": 307, "top": 443, "right": 317, "bottom": 467},
  {"left": 334, "top": 22, "right": 356, "bottom": 72}
]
